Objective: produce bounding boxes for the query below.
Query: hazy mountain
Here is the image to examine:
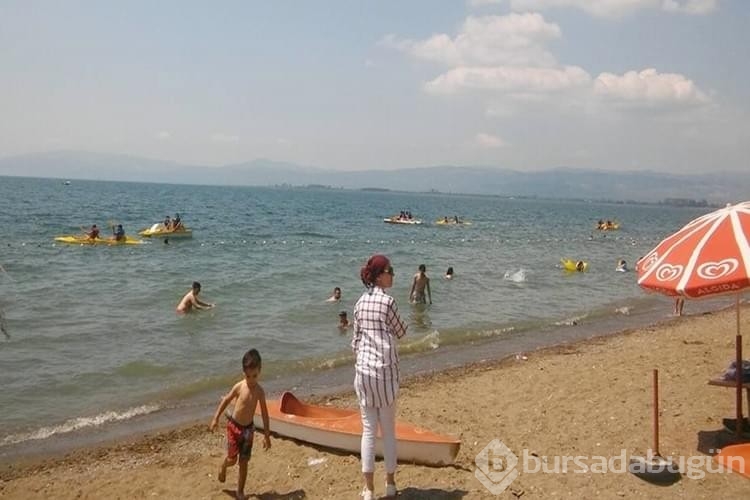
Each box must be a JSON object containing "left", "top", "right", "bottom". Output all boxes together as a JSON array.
[{"left": 1, "top": 150, "right": 747, "bottom": 204}]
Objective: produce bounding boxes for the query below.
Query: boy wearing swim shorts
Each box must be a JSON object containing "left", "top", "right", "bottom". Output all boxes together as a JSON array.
[{"left": 209, "top": 349, "right": 271, "bottom": 500}]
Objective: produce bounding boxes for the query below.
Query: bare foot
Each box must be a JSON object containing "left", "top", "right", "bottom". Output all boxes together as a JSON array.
[{"left": 218, "top": 464, "right": 226, "bottom": 483}]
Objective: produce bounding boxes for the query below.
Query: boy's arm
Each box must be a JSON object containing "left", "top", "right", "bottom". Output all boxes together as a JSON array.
[
  {"left": 196, "top": 298, "right": 213, "bottom": 308},
  {"left": 258, "top": 386, "right": 271, "bottom": 449},
  {"left": 209, "top": 383, "right": 239, "bottom": 430},
  {"left": 427, "top": 279, "right": 432, "bottom": 303},
  {"left": 409, "top": 276, "right": 416, "bottom": 298}
]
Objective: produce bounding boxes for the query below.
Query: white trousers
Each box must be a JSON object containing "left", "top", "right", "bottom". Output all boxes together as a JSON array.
[{"left": 360, "top": 404, "right": 397, "bottom": 474}]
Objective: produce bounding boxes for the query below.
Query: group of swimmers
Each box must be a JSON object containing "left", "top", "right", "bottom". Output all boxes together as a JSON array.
[{"left": 328, "top": 264, "right": 456, "bottom": 331}]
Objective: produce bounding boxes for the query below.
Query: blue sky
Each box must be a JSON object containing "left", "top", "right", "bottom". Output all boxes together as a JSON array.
[{"left": 1, "top": 0, "right": 746, "bottom": 174}]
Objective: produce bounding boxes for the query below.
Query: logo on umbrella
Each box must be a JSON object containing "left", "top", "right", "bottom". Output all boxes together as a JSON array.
[
  {"left": 656, "top": 264, "right": 683, "bottom": 282},
  {"left": 697, "top": 259, "right": 738, "bottom": 280}
]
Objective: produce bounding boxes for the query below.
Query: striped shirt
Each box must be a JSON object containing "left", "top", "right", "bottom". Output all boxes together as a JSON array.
[{"left": 352, "top": 286, "right": 407, "bottom": 407}]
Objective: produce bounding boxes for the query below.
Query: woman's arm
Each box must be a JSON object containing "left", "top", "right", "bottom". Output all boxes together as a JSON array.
[{"left": 386, "top": 298, "right": 407, "bottom": 339}]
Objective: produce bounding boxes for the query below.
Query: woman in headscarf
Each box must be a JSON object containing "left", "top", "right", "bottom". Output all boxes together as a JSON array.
[{"left": 352, "top": 254, "right": 407, "bottom": 500}]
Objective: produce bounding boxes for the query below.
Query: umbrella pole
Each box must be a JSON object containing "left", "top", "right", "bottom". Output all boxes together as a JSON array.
[
  {"left": 653, "top": 369, "right": 660, "bottom": 456},
  {"left": 737, "top": 295, "right": 743, "bottom": 436}
]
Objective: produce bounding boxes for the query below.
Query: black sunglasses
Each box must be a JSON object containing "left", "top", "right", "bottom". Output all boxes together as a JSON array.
[{"left": 384, "top": 266, "right": 395, "bottom": 276}]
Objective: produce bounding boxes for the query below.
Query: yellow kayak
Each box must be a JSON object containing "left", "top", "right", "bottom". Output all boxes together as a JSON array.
[
  {"left": 54, "top": 235, "right": 144, "bottom": 245},
  {"left": 138, "top": 223, "right": 193, "bottom": 238},
  {"left": 561, "top": 258, "right": 588, "bottom": 272}
]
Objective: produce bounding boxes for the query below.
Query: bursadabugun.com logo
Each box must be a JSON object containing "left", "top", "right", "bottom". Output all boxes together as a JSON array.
[
  {"left": 474, "top": 439, "right": 733, "bottom": 495},
  {"left": 474, "top": 439, "right": 520, "bottom": 495}
]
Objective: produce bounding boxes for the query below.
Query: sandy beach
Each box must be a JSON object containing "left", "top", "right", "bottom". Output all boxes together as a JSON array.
[{"left": 2, "top": 306, "right": 750, "bottom": 499}]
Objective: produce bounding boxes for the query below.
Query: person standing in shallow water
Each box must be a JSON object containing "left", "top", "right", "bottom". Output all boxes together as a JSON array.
[
  {"left": 352, "top": 254, "right": 407, "bottom": 500},
  {"left": 176, "top": 281, "right": 215, "bottom": 313},
  {"left": 674, "top": 297, "right": 685, "bottom": 316},
  {"left": 409, "top": 264, "right": 432, "bottom": 304}
]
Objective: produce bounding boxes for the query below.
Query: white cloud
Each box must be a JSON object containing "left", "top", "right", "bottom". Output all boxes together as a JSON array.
[
  {"left": 383, "top": 12, "right": 711, "bottom": 116},
  {"left": 156, "top": 131, "right": 171, "bottom": 140},
  {"left": 210, "top": 133, "right": 240, "bottom": 143},
  {"left": 380, "top": 13, "right": 561, "bottom": 67},
  {"left": 425, "top": 65, "right": 591, "bottom": 95},
  {"left": 661, "top": 0, "right": 718, "bottom": 15},
  {"left": 474, "top": 132, "right": 507, "bottom": 148},
  {"left": 468, "top": 0, "right": 505, "bottom": 6},
  {"left": 594, "top": 68, "right": 710, "bottom": 107},
  {"left": 505, "top": 0, "right": 718, "bottom": 18}
]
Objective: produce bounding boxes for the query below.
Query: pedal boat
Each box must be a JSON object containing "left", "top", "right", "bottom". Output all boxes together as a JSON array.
[
  {"left": 384, "top": 217, "right": 423, "bottom": 225},
  {"left": 138, "top": 223, "right": 193, "bottom": 238}
]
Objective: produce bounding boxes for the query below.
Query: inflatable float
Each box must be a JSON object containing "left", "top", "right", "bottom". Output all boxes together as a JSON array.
[{"left": 561, "top": 258, "right": 588, "bottom": 272}]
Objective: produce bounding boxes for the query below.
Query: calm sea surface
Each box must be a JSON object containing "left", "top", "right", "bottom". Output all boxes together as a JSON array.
[{"left": 0, "top": 176, "right": 716, "bottom": 456}]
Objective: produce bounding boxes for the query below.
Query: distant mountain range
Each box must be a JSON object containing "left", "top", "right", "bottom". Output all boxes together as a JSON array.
[{"left": 1, "top": 150, "right": 747, "bottom": 204}]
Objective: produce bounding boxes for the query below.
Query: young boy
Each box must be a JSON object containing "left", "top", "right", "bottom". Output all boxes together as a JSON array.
[
  {"left": 338, "top": 310, "right": 350, "bottom": 330},
  {"left": 210, "top": 349, "right": 271, "bottom": 500},
  {"left": 176, "top": 281, "right": 214, "bottom": 313},
  {"left": 409, "top": 264, "right": 432, "bottom": 304}
]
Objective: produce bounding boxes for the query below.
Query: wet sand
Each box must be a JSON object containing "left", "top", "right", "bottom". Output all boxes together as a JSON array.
[{"left": 2, "top": 306, "right": 750, "bottom": 499}]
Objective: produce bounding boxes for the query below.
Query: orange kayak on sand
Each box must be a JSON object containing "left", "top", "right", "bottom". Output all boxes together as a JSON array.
[
  {"left": 253, "top": 392, "right": 460, "bottom": 466},
  {"left": 715, "top": 443, "right": 750, "bottom": 478}
]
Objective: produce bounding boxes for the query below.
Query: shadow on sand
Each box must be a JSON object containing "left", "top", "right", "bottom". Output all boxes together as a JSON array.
[
  {"left": 223, "top": 488, "right": 306, "bottom": 499},
  {"left": 395, "top": 487, "right": 468, "bottom": 499},
  {"left": 697, "top": 427, "right": 750, "bottom": 455}
]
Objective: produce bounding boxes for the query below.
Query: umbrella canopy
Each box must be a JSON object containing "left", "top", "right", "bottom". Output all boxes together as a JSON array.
[
  {"left": 637, "top": 201, "right": 750, "bottom": 436},
  {"left": 637, "top": 201, "right": 750, "bottom": 298}
]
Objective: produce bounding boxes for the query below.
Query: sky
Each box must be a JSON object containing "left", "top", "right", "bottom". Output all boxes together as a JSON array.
[{"left": 1, "top": 0, "right": 747, "bottom": 174}]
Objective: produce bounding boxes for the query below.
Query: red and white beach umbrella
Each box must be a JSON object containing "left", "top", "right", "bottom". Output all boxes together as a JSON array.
[
  {"left": 637, "top": 201, "right": 750, "bottom": 434},
  {"left": 637, "top": 201, "right": 750, "bottom": 298}
]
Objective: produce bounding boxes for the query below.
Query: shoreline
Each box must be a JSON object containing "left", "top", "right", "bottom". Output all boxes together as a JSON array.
[
  {"left": 0, "top": 294, "right": 735, "bottom": 467},
  {"left": 3, "top": 303, "right": 750, "bottom": 498}
]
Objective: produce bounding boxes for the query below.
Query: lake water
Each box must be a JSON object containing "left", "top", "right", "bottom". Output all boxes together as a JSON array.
[{"left": 0, "top": 175, "right": 716, "bottom": 458}]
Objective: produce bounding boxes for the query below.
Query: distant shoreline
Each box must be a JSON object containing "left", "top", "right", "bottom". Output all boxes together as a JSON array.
[{"left": 0, "top": 173, "right": 722, "bottom": 208}]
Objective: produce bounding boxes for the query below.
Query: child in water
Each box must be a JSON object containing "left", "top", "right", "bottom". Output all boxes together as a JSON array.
[{"left": 338, "top": 311, "right": 351, "bottom": 330}]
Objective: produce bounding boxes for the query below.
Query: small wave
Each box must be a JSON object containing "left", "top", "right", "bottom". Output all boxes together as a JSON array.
[
  {"left": 553, "top": 314, "right": 587, "bottom": 326},
  {"left": 312, "top": 353, "right": 353, "bottom": 371},
  {"left": 503, "top": 269, "right": 527, "bottom": 283},
  {"left": 0, "top": 404, "right": 160, "bottom": 447},
  {"left": 116, "top": 360, "right": 176, "bottom": 377},
  {"left": 476, "top": 326, "right": 516, "bottom": 338},
  {"left": 419, "top": 330, "right": 440, "bottom": 350},
  {"left": 615, "top": 306, "right": 631, "bottom": 315},
  {"left": 290, "top": 232, "right": 335, "bottom": 240}
]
